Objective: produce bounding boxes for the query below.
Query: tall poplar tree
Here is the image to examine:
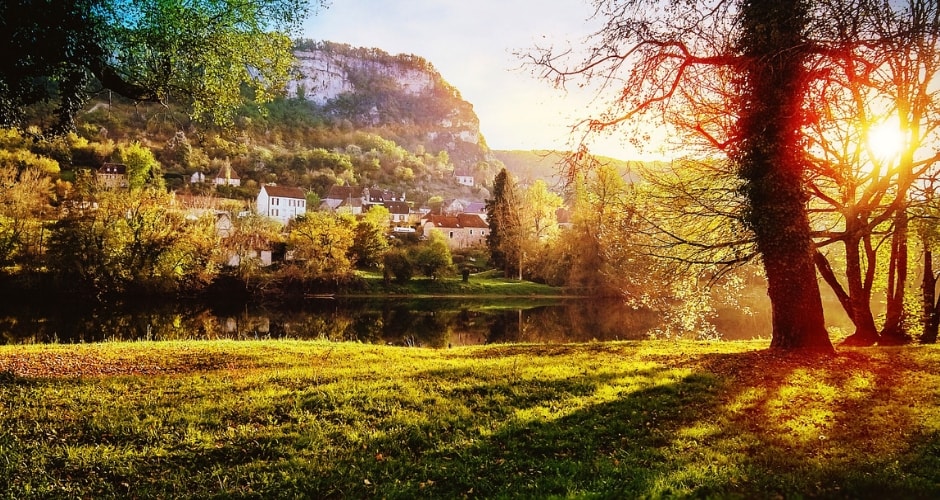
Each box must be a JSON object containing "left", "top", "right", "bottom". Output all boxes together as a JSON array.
[{"left": 486, "top": 168, "right": 522, "bottom": 277}]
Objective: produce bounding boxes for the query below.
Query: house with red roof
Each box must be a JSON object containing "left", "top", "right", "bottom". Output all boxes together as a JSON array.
[{"left": 421, "top": 213, "right": 489, "bottom": 249}]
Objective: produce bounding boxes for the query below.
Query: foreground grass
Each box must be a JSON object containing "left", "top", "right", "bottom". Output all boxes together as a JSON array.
[{"left": 1, "top": 340, "right": 939, "bottom": 498}]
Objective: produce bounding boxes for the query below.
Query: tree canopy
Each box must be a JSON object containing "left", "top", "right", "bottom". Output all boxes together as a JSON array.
[
  {"left": 0, "top": 0, "right": 315, "bottom": 134},
  {"left": 528, "top": 0, "right": 940, "bottom": 352}
]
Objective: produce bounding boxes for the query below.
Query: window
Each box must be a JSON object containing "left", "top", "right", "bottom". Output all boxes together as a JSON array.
[{"left": 449, "top": 231, "right": 454, "bottom": 239}]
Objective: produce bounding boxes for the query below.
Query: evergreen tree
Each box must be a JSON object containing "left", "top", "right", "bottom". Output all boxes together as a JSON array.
[{"left": 486, "top": 168, "right": 521, "bottom": 277}]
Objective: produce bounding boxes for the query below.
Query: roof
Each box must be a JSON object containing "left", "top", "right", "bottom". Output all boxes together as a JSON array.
[
  {"left": 365, "top": 187, "right": 404, "bottom": 203},
  {"left": 324, "top": 185, "right": 363, "bottom": 200},
  {"left": 98, "top": 163, "right": 127, "bottom": 175},
  {"left": 464, "top": 201, "right": 486, "bottom": 214},
  {"left": 383, "top": 201, "right": 410, "bottom": 214},
  {"left": 423, "top": 214, "right": 489, "bottom": 229},
  {"left": 261, "top": 184, "right": 305, "bottom": 199},
  {"left": 215, "top": 164, "right": 239, "bottom": 180}
]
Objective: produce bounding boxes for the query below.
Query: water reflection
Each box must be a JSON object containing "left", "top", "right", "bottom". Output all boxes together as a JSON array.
[{"left": 0, "top": 298, "right": 665, "bottom": 347}]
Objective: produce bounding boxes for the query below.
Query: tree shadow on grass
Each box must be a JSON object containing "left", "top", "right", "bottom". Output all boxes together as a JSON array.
[
  {"left": 284, "top": 347, "right": 940, "bottom": 499},
  {"left": 286, "top": 358, "right": 727, "bottom": 498},
  {"left": 11, "top": 345, "right": 940, "bottom": 499},
  {"left": 686, "top": 348, "right": 940, "bottom": 499}
]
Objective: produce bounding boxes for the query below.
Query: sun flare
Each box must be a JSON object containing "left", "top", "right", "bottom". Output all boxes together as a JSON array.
[{"left": 867, "top": 119, "right": 905, "bottom": 162}]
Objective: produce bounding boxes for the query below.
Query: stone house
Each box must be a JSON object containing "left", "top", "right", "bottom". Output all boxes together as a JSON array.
[{"left": 422, "top": 213, "right": 489, "bottom": 249}]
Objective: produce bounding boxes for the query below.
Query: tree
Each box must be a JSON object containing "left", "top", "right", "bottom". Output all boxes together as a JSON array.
[
  {"left": 486, "top": 168, "right": 522, "bottom": 277},
  {"left": 383, "top": 248, "right": 414, "bottom": 283},
  {"left": 119, "top": 141, "right": 163, "bottom": 190},
  {"left": 46, "top": 184, "right": 217, "bottom": 295},
  {"left": 527, "top": 0, "right": 846, "bottom": 352},
  {"left": 222, "top": 211, "right": 283, "bottom": 282},
  {"left": 413, "top": 230, "right": 453, "bottom": 280},
  {"left": 352, "top": 206, "right": 390, "bottom": 268},
  {"left": 0, "top": 165, "right": 55, "bottom": 268},
  {"left": 793, "top": 0, "right": 940, "bottom": 345},
  {"left": 732, "top": 0, "right": 832, "bottom": 351},
  {"left": 523, "top": 180, "right": 563, "bottom": 241},
  {"left": 0, "top": 0, "right": 317, "bottom": 133},
  {"left": 287, "top": 212, "right": 356, "bottom": 278}
]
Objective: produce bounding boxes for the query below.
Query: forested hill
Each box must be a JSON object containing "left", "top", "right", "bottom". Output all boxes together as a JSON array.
[
  {"left": 66, "top": 40, "right": 505, "bottom": 204},
  {"left": 64, "top": 41, "right": 638, "bottom": 205}
]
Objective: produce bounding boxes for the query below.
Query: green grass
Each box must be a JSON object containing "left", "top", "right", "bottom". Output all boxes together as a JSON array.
[
  {"left": 353, "top": 270, "right": 568, "bottom": 296},
  {"left": 1, "top": 340, "right": 939, "bottom": 498}
]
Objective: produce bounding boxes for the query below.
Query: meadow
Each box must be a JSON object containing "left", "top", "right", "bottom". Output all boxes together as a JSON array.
[{"left": 1, "top": 339, "right": 938, "bottom": 498}]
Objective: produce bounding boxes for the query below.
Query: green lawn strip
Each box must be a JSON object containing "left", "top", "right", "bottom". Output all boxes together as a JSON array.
[
  {"left": 353, "top": 271, "right": 569, "bottom": 297},
  {"left": 1, "top": 340, "right": 939, "bottom": 498}
]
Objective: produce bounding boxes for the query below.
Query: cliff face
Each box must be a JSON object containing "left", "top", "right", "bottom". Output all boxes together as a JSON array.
[
  {"left": 288, "top": 50, "right": 436, "bottom": 106},
  {"left": 288, "top": 42, "right": 489, "bottom": 168}
]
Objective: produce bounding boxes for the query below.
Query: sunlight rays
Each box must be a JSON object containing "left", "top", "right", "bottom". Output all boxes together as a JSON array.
[{"left": 866, "top": 117, "right": 906, "bottom": 164}]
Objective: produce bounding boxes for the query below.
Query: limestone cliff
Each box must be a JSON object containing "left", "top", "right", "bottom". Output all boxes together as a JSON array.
[{"left": 288, "top": 41, "right": 491, "bottom": 170}]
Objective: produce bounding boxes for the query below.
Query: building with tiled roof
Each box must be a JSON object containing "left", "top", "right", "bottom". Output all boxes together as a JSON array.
[
  {"left": 421, "top": 213, "right": 489, "bottom": 249},
  {"left": 256, "top": 184, "right": 306, "bottom": 224}
]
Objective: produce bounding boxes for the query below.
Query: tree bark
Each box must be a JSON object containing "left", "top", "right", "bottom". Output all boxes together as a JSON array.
[
  {"left": 840, "top": 227, "right": 880, "bottom": 345},
  {"left": 882, "top": 211, "right": 911, "bottom": 344},
  {"left": 735, "top": 0, "right": 833, "bottom": 353},
  {"left": 921, "top": 248, "right": 939, "bottom": 344},
  {"left": 815, "top": 245, "right": 879, "bottom": 345}
]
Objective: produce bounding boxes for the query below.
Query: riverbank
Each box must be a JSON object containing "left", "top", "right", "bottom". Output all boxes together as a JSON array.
[
  {"left": 1, "top": 340, "right": 938, "bottom": 498},
  {"left": 0, "top": 269, "right": 575, "bottom": 307},
  {"left": 351, "top": 269, "right": 573, "bottom": 297}
]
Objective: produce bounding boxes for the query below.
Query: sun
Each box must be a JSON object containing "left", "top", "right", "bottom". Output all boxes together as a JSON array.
[{"left": 867, "top": 118, "right": 906, "bottom": 162}]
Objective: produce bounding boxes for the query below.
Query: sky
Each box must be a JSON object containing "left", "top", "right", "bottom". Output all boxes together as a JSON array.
[{"left": 302, "top": 1, "right": 656, "bottom": 160}]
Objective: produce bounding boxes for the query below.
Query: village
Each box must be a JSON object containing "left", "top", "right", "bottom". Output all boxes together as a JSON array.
[{"left": 92, "top": 160, "right": 496, "bottom": 271}]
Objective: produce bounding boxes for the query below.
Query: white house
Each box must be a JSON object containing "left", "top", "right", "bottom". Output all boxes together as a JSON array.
[
  {"left": 455, "top": 169, "right": 474, "bottom": 187},
  {"left": 256, "top": 184, "right": 306, "bottom": 224},
  {"left": 214, "top": 163, "right": 241, "bottom": 187}
]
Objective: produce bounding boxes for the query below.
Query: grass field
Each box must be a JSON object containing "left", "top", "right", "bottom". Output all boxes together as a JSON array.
[
  {"left": 1, "top": 340, "right": 938, "bottom": 498},
  {"left": 353, "top": 270, "right": 569, "bottom": 297}
]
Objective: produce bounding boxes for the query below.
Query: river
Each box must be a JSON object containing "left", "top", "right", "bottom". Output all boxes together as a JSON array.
[{"left": 0, "top": 294, "right": 801, "bottom": 346}]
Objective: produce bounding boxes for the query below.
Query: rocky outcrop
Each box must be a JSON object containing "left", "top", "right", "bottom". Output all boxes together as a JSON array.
[{"left": 288, "top": 41, "right": 489, "bottom": 168}]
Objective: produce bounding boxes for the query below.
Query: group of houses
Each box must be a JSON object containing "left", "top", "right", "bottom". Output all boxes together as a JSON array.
[
  {"left": 316, "top": 185, "right": 490, "bottom": 249},
  {"left": 94, "top": 161, "right": 492, "bottom": 260}
]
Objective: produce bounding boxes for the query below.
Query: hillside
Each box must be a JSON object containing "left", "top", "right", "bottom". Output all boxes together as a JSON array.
[
  {"left": 55, "top": 41, "right": 650, "bottom": 207},
  {"left": 66, "top": 41, "right": 504, "bottom": 206},
  {"left": 289, "top": 41, "right": 493, "bottom": 173},
  {"left": 493, "top": 149, "right": 641, "bottom": 187}
]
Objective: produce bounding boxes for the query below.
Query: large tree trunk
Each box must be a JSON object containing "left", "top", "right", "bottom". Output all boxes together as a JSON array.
[
  {"left": 735, "top": 0, "right": 833, "bottom": 353},
  {"left": 841, "top": 228, "right": 880, "bottom": 345},
  {"left": 882, "top": 211, "right": 911, "bottom": 344},
  {"left": 921, "top": 248, "right": 939, "bottom": 344}
]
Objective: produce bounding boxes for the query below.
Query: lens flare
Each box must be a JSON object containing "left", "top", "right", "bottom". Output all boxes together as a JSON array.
[{"left": 867, "top": 119, "right": 905, "bottom": 162}]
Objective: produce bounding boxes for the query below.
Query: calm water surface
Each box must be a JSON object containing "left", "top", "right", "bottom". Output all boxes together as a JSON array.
[{"left": 0, "top": 297, "right": 776, "bottom": 346}]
